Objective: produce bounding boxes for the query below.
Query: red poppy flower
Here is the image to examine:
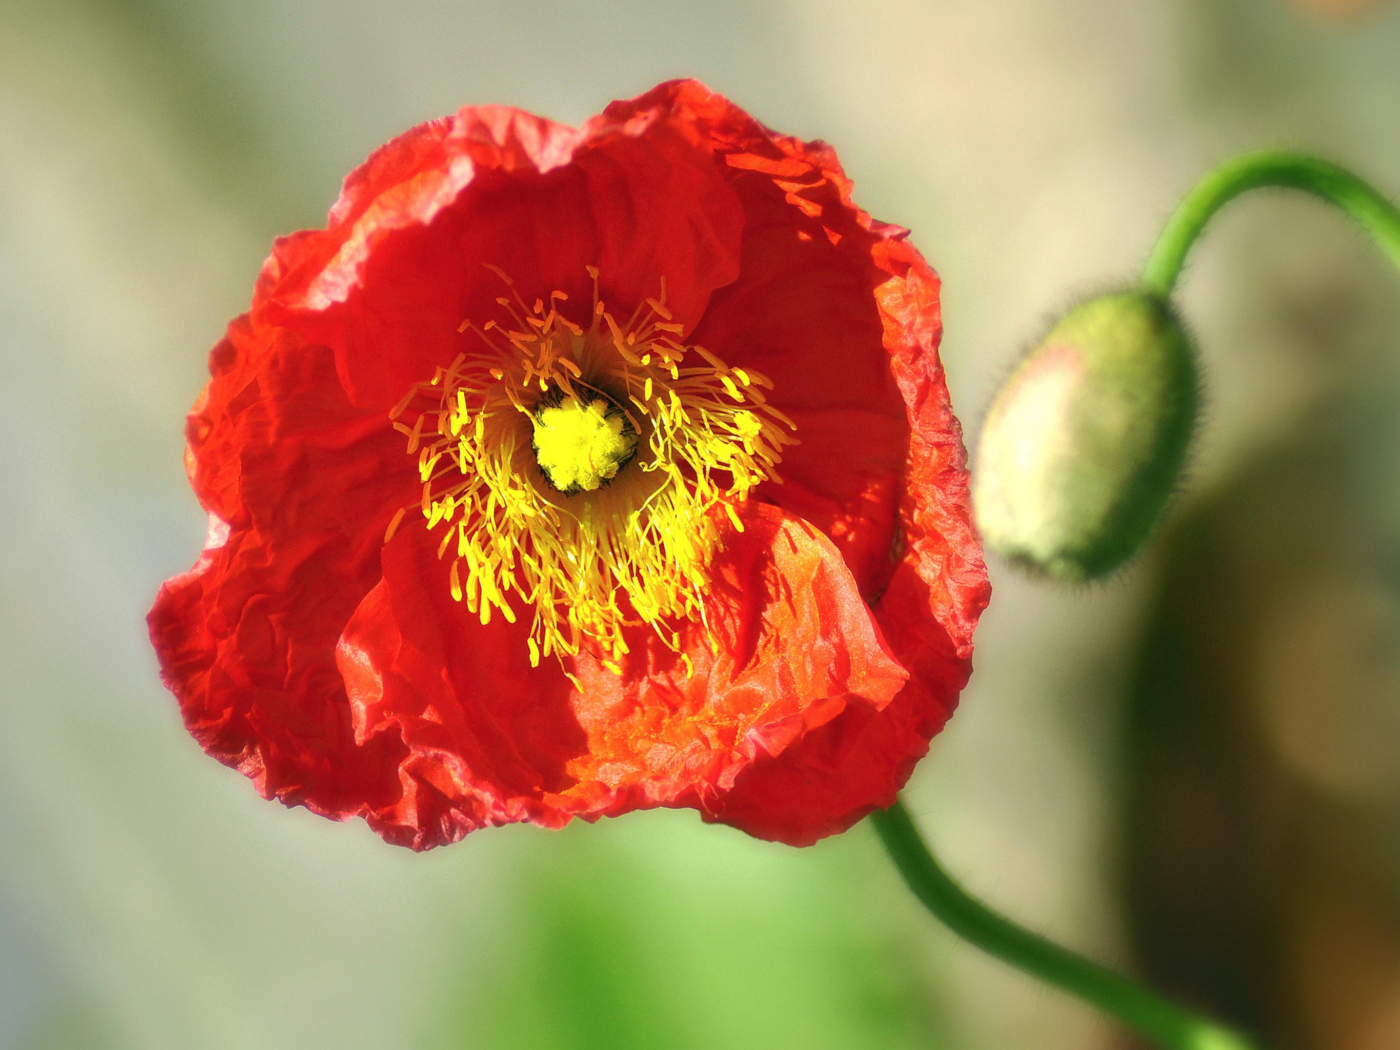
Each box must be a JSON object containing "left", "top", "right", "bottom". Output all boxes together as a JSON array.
[{"left": 148, "top": 80, "right": 989, "bottom": 850}]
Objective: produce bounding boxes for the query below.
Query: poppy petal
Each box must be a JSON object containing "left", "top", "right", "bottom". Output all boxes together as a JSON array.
[
  {"left": 149, "top": 317, "right": 419, "bottom": 833},
  {"left": 702, "top": 236, "right": 989, "bottom": 845},
  {"left": 608, "top": 81, "right": 911, "bottom": 599},
  {"left": 254, "top": 100, "right": 744, "bottom": 411},
  {"left": 334, "top": 500, "right": 908, "bottom": 848}
]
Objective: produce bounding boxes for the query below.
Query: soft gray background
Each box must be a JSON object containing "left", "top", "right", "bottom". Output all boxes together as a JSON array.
[{"left": 3, "top": 0, "right": 1399, "bottom": 1047}]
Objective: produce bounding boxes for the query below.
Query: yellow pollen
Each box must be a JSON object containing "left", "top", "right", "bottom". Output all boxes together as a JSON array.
[
  {"left": 388, "top": 267, "right": 797, "bottom": 673},
  {"left": 532, "top": 396, "right": 637, "bottom": 493}
]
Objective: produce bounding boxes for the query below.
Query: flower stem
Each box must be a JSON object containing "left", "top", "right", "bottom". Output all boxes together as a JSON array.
[
  {"left": 869, "top": 799, "right": 1258, "bottom": 1050},
  {"left": 1140, "top": 150, "right": 1400, "bottom": 299}
]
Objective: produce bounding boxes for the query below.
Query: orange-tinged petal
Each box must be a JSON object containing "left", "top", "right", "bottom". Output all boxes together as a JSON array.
[
  {"left": 333, "top": 500, "right": 908, "bottom": 848},
  {"left": 702, "top": 223, "right": 989, "bottom": 846}
]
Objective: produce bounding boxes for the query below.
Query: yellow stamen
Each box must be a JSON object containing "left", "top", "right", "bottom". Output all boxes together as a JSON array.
[{"left": 388, "top": 267, "right": 797, "bottom": 671}]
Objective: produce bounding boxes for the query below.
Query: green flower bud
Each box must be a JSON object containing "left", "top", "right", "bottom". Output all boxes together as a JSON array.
[{"left": 972, "top": 291, "right": 1197, "bottom": 582}]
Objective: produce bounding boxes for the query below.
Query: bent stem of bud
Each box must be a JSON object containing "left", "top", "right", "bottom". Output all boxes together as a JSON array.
[
  {"left": 870, "top": 799, "right": 1260, "bottom": 1050},
  {"left": 1141, "top": 150, "right": 1400, "bottom": 298}
]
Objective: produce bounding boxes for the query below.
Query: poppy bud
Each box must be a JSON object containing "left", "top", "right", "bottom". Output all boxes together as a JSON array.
[{"left": 972, "top": 291, "right": 1197, "bottom": 582}]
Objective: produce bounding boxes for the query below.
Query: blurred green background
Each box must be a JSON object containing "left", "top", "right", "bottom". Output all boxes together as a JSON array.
[{"left": 3, "top": 0, "right": 1400, "bottom": 1047}]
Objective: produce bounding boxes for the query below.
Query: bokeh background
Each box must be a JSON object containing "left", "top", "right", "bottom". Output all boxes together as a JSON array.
[{"left": 3, "top": 0, "right": 1400, "bottom": 1047}]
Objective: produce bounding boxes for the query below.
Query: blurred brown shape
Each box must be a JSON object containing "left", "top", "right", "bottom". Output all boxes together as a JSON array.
[{"left": 1120, "top": 386, "right": 1400, "bottom": 1049}]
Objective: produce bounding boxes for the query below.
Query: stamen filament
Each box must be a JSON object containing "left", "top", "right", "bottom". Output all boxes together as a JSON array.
[{"left": 388, "top": 268, "right": 797, "bottom": 670}]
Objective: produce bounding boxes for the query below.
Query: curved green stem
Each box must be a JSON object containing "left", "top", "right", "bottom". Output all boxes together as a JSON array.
[
  {"left": 870, "top": 799, "right": 1258, "bottom": 1050},
  {"left": 1140, "top": 150, "right": 1400, "bottom": 298}
]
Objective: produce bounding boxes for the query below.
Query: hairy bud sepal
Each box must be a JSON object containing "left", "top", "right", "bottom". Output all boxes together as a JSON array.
[{"left": 973, "top": 291, "right": 1197, "bottom": 582}]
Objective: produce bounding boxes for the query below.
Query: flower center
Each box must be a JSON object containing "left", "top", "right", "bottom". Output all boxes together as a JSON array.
[
  {"left": 387, "top": 267, "right": 796, "bottom": 675},
  {"left": 531, "top": 393, "right": 637, "bottom": 493}
]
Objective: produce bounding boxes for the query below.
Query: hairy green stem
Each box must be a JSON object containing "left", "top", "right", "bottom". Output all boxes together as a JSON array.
[
  {"left": 870, "top": 800, "right": 1258, "bottom": 1050},
  {"left": 1140, "top": 150, "right": 1400, "bottom": 298}
]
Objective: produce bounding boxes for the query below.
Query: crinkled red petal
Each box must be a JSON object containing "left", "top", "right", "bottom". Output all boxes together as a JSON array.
[
  {"left": 688, "top": 160, "right": 990, "bottom": 845},
  {"left": 605, "top": 81, "right": 911, "bottom": 602},
  {"left": 252, "top": 100, "right": 744, "bottom": 411},
  {"left": 334, "top": 500, "right": 908, "bottom": 849},
  {"left": 148, "top": 316, "right": 421, "bottom": 833}
]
